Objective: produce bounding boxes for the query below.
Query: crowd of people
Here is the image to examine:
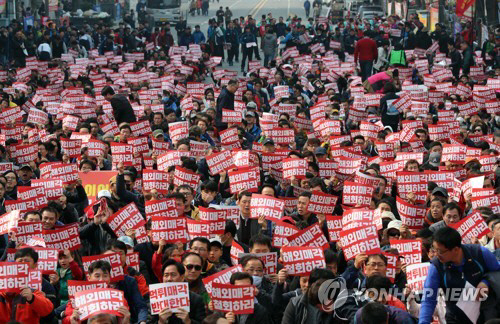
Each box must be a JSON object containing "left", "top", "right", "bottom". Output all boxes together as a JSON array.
[{"left": 0, "top": 3, "right": 499, "bottom": 324}]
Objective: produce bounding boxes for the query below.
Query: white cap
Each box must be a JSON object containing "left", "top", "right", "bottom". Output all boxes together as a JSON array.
[
  {"left": 97, "top": 190, "right": 112, "bottom": 199},
  {"left": 381, "top": 211, "right": 396, "bottom": 221},
  {"left": 387, "top": 220, "right": 402, "bottom": 231}
]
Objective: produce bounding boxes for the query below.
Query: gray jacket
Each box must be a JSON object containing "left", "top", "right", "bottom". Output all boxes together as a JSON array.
[{"left": 261, "top": 33, "right": 277, "bottom": 55}]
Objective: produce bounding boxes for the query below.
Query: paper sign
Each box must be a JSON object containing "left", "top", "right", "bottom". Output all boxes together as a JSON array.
[
  {"left": 342, "top": 181, "right": 375, "bottom": 207},
  {"left": 143, "top": 170, "right": 169, "bottom": 194},
  {"left": 282, "top": 158, "right": 308, "bottom": 180},
  {"left": 202, "top": 265, "right": 243, "bottom": 294},
  {"left": 149, "top": 282, "right": 190, "bottom": 315},
  {"left": 43, "top": 223, "right": 81, "bottom": 251},
  {"left": 151, "top": 217, "right": 188, "bottom": 243},
  {"left": 82, "top": 252, "right": 125, "bottom": 282},
  {"left": 206, "top": 150, "right": 236, "bottom": 175},
  {"left": 287, "top": 223, "right": 329, "bottom": 250},
  {"left": 307, "top": 192, "right": 338, "bottom": 215},
  {"left": 339, "top": 225, "right": 381, "bottom": 261},
  {"left": 406, "top": 263, "right": 430, "bottom": 292},
  {"left": 67, "top": 280, "right": 108, "bottom": 304},
  {"left": 228, "top": 167, "right": 259, "bottom": 194},
  {"left": 74, "top": 288, "right": 125, "bottom": 321},
  {"left": 449, "top": 211, "right": 490, "bottom": 244},
  {"left": 250, "top": 194, "right": 284, "bottom": 222},
  {"left": 396, "top": 197, "right": 426, "bottom": 230},
  {"left": 389, "top": 239, "right": 422, "bottom": 265},
  {"left": 281, "top": 246, "right": 326, "bottom": 276},
  {"left": 107, "top": 203, "right": 146, "bottom": 238},
  {"left": 211, "top": 283, "right": 255, "bottom": 314},
  {"left": 272, "top": 220, "right": 299, "bottom": 247}
]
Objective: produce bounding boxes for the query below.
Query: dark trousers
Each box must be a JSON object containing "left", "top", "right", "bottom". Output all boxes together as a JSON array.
[
  {"left": 253, "top": 41, "right": 261, "bottom": 59},
  {"left": 359, "top": 60, "right": 373, "bottom": 81},
  {"left": 305, "top": 8, "right": 310, "bottom": 17},
  {"left": 241, "top": 46, "right": 253, "bottom": 70},
  {"left": 227, "top": 44, "right": 238, "bottom": 63}
]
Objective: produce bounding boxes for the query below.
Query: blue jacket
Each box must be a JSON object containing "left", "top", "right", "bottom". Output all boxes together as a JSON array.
[
  {"left": 419, "top": 245, "right": 500, "bottom": 324},
  {"left": 355, "top": 305, "right": 416, "bottom": 324},
  {"left": 193, "top": 30, "right": 206, "bottom": 44},
  {"left": 116, "top": 275, "right": 149, "bottom": 323},
  {"left": 201, "top": 133, "right": 215, "bottom": 146}
]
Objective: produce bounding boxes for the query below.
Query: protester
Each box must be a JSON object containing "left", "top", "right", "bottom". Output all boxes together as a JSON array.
[{"left": 0, "top": 6, "right": 498, "bottom": 324}]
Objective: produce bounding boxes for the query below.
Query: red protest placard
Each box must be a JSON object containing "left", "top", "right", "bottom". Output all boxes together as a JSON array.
[
  {"left": 449, "top": 211, "right": 490, "bottom": 244},
  {"left": 157, "top": 151, "right": 191, "bottom": 171},
  {"left": 27, "top": 108, "right": 49, "bottom": 125},
  {"left": 149, "top": 282, "right": 190, "bottom": 315},
  {"left": 471, "top": 189, "right": 500, "bottom": 212},
  {"left": 307, "top": 191, "right": 338, "bottom": 215},
  {"left": 151, "top": 217, "right": 189, "bottom": 243},
  {"left": 406, "top": 263, "right": 430, "bottom": 292},
  {"left": 222, "top": 109, "right": 242, "bottom": 124},
  {"left": 186, "top": 219, "right": 211, "bottom": 238},
  {"left": 145, "top": 199, "right": 178, "bottom": 220},
  {"left": 282, "top": 158, "right": 307, "bottom": 180},
  {"left": 67, "top": 280, "right": 108, "bottom": 303},
  {"left": 31, "top": 247, "right": 58, "bottom": 274},
  {"left": 339, "top": 225, "right": 381, "bottom": 261},
  {"left": 326, "top": 216, "right": 342, "bottom": 241},
  {"left": 173, "top": 166, "right": 201, "bottom": 190},
  {"left": 31, "top": 179, "right": 64, "bottom": 201},
  {"left": 15, "top": 221, "right": 43, "bottom": 245},
  {"left": 383, "top": 252, "right": 398, "bottom": 283},
  {"left": 127, "top": 136, "right": 149, "bottom": 155},
  {"left": 130, "top": 120, "right": 152, "bottom": 137},
  {"left": 110, "top": 143, "right": 134, "bottom": 164},
  {"left": 211, "top": 283, "right": 255, "bottom": 314},
  {"left": 82, "top": 252, "right": 125, "bottom": 282},
  {"left": 18, "top": 186, "right": 49, "bottom": 208},
  {"left": 272, "top": 219, "right": 299, "bottom": 247},
  {"left": 60, "top": 138, "right": 82, "bottom": 158},
  {"left": 269, "top": 128, "right": 295, "bottom": 145},
  {"left": 441, "top": 144, "right": 467, "bottom": 163},
  {"left": 342, "top": 181, "right": 375, "bottom": 207},
  {"left": 250, "top": 194, "right": 285, "bottom": 222},
  {"left": 74, "top": 288, "right": 125, "bottom": 321},
  {"left": 228, "top": 167, "right": 259, "bottom": 194},
  {"left": 41, "top": 163, "right": 79, "bottom": 184},
  {"left": 206, "top": 150, "right": 236, "bottom": 175},
  {"left": 220, "top": 128, "right": 239, "bottom": 144},
  {"left": 389, "top": 239, "right": 422, "bottom": 265},
  {"left": 318, "top": 159, "right": 336, "bottom": 178},
  {"left": 396, "top": 172, "right": 428, "bottom": 204},
  {"left": 396, "top": 197, "right": 426, "bottom": 230},
  {"left": 202, "top": 265, "right": 243, "bottom": 294},
  {"left": 86, "top": 139, "right": 107, "bottom": 157},
  {"left": 107, "top": 203, "right": 145, "bottom": 238},
  {"left": 341, "top": 208, "right": 374, "bottom": 230},
  {"left": 143, "top": 169, "right": 169, "bottom": 194},
  {"left": 14, "top": 144, "right": 38, "bottom": 164},
  {"left": 0, "top": 262, "right": 31, "bottom": 292},
  {"left": 281, "top": 246, "right": 326, "bottom": 276},
  {"left": 43, "top": 223, "right": 81, "bottom": 251},
  {"left": 0, "top": 210, "right": 20, "bottom": 235},
  {"left": 375, "top": 142, "right": 395, "bottom": 159},
  {"left": 287, "top": 223, "right": 329, "bottom": 250}
]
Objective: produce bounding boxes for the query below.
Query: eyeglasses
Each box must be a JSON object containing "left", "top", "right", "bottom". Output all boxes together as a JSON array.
[
  {"left": 435, "top": 248, "right": 450, "bottom": 255},
  {"left": 388, "top": 231, "right": 400, "bottom": 237},
  {"left": 366, "top": 262, "right": 386, "bottom": 268},
  {"left": 474, "top": 129, "right": 483, "bottom": 133},
  {"left": 185, "top": 264, "right": 202, "bottom": 271}
]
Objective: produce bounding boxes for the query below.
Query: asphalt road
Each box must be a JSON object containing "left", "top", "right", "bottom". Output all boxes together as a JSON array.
[{"left": 174, "top": 0, "right": 329, "bottom": 76}]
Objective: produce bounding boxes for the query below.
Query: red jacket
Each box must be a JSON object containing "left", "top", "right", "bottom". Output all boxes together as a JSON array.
[
  {"left": 0, "top": 290, "right": 54, "bottom": 323},
  {"left": 354, "top": 37, "right": 378, "bottom": 63}
]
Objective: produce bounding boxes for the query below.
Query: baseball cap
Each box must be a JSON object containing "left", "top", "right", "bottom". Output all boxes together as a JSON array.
[
  {"left": 209, "top": 237, "right": 223, "bottom": 249},
  {"left": 381, "top": 211, "right": 396, "bottom": 221},
  {"left": 118, "top": 236, "right": 135, "bottom": 248},
  {"left": 432, "top": 187, "right": 449, "bottom": 198},
  {"left": 387, "top": 220, "right": 402, "bottom": 231},
  {"left": 315, "top": 147, "right": 327, "bottom": 156},
  {"left": 263, "top": 138, "right": 275, "bottom": 146},
  {"left": 20, "top": 164, "right": 33, "bottom": 171},
  {"left": 246, "top": 102, "right": 258, "bottom": 110},
  {"left": 97, "top": 190, "right": 112, "bottom": 199},
  {"left": 152, "top": 129, "right": 164, "bottom": 139},
  {"left": 428, "top": 152, "right": 441, "bottom": 167}
]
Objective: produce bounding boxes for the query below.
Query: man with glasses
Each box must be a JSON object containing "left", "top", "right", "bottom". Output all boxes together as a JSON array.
[
  {"left": 342, "top": 253, "right": 390, "bottom": 290},
  {"left": 419, "top": 227, "right": 500, "bottom": 324},
  {"left": 157, "top": 259, "right": 206, "bottom": 324},
  {"left": 189, "top": 237, "right": 217, "bottom": 277},
  {"left": 181, "top": 252, "right": 207, "bottom": 298},
  {"left": 176, "top": 184, "right": 199, "bottom": 220}
]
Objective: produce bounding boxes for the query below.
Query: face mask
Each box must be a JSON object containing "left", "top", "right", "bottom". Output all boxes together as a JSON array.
[{"left": 252, "top": 275, "right": 262, "bottom": 287}]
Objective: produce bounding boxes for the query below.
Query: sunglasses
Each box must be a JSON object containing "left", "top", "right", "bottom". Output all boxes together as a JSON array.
[{"left": 185, "top": 264, "right": 202, "bottom": 271}]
